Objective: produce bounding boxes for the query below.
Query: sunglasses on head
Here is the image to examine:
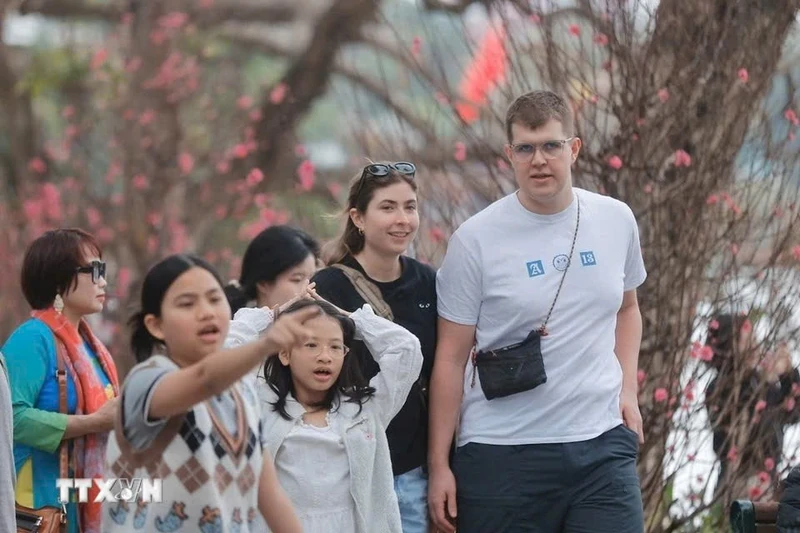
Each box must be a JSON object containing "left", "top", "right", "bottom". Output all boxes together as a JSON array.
[
  {"left": 360, "top": 162, "right": 416, "bottom": 180},
  {"left": 76, "top": 260, "right": 106, "bottom": 284}
]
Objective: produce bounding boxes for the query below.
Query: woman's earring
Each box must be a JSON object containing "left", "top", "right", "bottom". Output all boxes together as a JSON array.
[
  {"left": 54, "top": 294, "right": 64, "bottom": 314},
  {"left": 358, "top": 227, "right": 364, "bottom": 235}
]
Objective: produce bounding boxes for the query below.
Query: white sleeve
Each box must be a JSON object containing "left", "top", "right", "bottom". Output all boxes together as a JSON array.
[
  {"left": 623, "top": 206, "right": 647, "bottom": 291},
  {"left": 436, "top": 231, "right": 482, "bottom": 325},
  {"left": 352, "top": 305, "right": 423, "bottom": 427},
  {"left": 224, "top": 307, "right": 274, "bottom": 349}
]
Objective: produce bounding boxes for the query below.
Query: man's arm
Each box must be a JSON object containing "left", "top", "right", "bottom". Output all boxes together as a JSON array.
[
  {"left": 428, "top": 318, "right": 475, "bottom": 533},
  {"left": 616, "top": 289, "right": 644, "bottom": 442}
]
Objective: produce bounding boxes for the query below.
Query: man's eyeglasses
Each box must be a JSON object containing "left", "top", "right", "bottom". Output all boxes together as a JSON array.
[
  {"left": 508, "top": 138, "right": 575, "bottom": 162},
  {"left": 299, "top": 341, "right": 350, "bottom": 359},
  {"left": 76, "top": 260, "right": 106, "bottom": 284},
  {"left": 355, "top": 162, "right": 416, "bottom": 198}
]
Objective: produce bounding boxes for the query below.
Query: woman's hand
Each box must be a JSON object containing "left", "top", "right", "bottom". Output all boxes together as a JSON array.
[
  {"left": 270, "top": 283, "right": 319, "bottom": 318},
  {"left": 90, "top": 396, "right": 119, "bottom": 432}
]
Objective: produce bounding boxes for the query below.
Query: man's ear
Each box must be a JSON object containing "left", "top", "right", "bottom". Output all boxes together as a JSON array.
[
  {"left": 570, "top": 137, "right": 582, "bottom": 162},
  {"left": 144, "top": 314, "right": 165, "bottom": 341}
]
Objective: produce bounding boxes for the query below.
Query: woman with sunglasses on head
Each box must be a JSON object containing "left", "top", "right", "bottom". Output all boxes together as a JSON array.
[
  {"left": 312, "top": 161, "right": 437, "bottom": 533},
  {"left": 2, "top": 229, "right": 119, "bottom": 533}
]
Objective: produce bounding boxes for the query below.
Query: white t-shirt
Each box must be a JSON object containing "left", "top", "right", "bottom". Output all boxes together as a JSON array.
[{"left": 436, "top": 188, "right": 647, "bottom": 446}]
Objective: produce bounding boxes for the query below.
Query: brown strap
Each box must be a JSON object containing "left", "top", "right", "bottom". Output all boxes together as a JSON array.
[
  {"left": 54, "top": 342, "right": 69, "bottom": 481},
  {"left": 331, "top": 264, "right": 394, "bottom": 321}
]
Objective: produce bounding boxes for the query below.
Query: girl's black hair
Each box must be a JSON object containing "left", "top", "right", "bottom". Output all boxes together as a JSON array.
[
  {"left": 262, "top": 299, "right": 375, "bottom": 420},
  {"left": 224, "top": 225, "right": 320, "bottom": 314},
  {"left": 129, "top": 254, "right": 224, "bottom": 362}
]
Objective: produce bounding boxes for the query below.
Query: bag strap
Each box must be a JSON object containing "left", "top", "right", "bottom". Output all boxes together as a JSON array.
[
  {"left": 331, "top": 264, "right": 394, "bottom": 321},
  {"left": 54, "top": 342, "right": 70, "bottom": 481}
]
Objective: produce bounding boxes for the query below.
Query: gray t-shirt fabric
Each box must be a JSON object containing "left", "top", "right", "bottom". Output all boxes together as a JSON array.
[
  {"left": 122, "top": 358, "right": 240, "bottom": 451},
  {"left": 0, "top": 353, "right": 17, "bottom": 532}
]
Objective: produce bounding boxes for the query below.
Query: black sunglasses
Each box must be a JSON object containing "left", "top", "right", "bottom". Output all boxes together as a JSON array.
[
  {"left": 355, "top": 162, "right": 416, "bottom": 198},
  {"left": 76, "top": 260, "right": 106, "bottom": 283},
  {"left": 361, "top": 162, "right": 416, "bottom": 180}
]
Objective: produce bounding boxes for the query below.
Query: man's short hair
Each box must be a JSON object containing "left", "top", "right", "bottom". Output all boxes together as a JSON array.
[{"left": 505, "top": 91, "right": 574, "bottom": 142}]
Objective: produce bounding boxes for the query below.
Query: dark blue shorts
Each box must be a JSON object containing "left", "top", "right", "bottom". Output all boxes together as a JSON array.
[{"left": 453, "top": 424, "right": 644, "bottom": 533}]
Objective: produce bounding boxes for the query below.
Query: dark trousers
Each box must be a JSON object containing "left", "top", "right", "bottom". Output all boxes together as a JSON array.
[{"left": 453, "top": 424, "right": 644, "bottom": 533}]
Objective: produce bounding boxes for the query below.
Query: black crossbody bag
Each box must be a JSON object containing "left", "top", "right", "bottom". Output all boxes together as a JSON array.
[{"left": 470, "top": 197, "right": 581, "bottom": 400}]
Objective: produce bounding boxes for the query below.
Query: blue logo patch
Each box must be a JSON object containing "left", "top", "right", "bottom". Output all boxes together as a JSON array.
[
  {"left": 526, "top": 260, "right": 545, "bottom": 277},
  {"left": 580, "top": 251, "right": 597, "bottom": 266}
]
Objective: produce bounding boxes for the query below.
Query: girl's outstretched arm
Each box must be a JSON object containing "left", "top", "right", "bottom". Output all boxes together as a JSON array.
[
  {"left": 258, "top": 451, "right": 302, "bottom": 533},
  {"left": 147, "top": 306, "right": 320, "bottom": 420}
]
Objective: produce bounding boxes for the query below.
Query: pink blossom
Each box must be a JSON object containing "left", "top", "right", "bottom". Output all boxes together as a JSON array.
[
  {"left": 673, "top": 149, "right": 692, "bottom": 167},
  {"left": 785, "top": 109, "right": 799, "bottom": 126},
  {"left": 654, "top": 388, "right": 668, "bottom": 402},
  {"left": 132, "top": 174, "right": 149, "bottom": 190},
  {"left": 749, "top": 486, "right": 763, "bottom": 500},
  {"left": 90, "top": 49, "right": 108, "bottom": 71},
  {"left": 568, "top": 24, "right": 581, "bottom": 36},
  {"left": 246, "top": 168, "right": 264, "bottom": 187},
  {"left": 214, "top": 206, "right": 227, "bottom": 220},
  {"left": 637, "top": 369, "right": 646, "bottom": 384},
  {"left": 86, "top": 207, "right": 102, "bottom": 228},
  {"left": 117, "top": 267, "right": 132, "bottom": 300},
  {"left": 706, "top": 194, "right": 719, "bottom": 205},
  {"left": 411, "top": 36, "right": 422, "bottom": 58},
  {"left": 454, "top": 142, "right": 467, "bottom": 161},
  {"left": 607, "top": 155, "right": 623, "bottom": 170},
  {"left": 643, "top": 183, "right": 653, "bottom": 194},
  {"left": 709, "top": 319, "right": 719, "bottom": 330},
  {"left": 232, "top": 144, "right": 249, "bottom": 159},
  {"left": 786, "top": 397, "right": 796, "bottom": 411},
  {"left": 159, "top": 12, "right": 189, "bottom": 30},
  {"left": 593, "top": 33, "right": 609, "bottom": 46},
  {"left": 737, "top": 68, "right": 749, "bottom": 83},
  {"left": 657, "top": 88, "right": 670, "bottom": 103},
  {"left": 216, "top": 160, "right": 231, "bottom": 174},
  {"left": 139, "top": 110, "right": 155, "bottom": 126},
  {"left": 270, "top": 83, "right": 288, "bottom": 104},
  {"left": 178, "top": 152, "right": 194, "bottom": 175},
  {"left": 764, "top": 457, "right": 775, "bottom": 471},
  {"left": 727, "top": 446, "right": 738, "bottom": 462},
  {"left": 297, "top": 160, "right": 315, "bottom": 191},
  {"left": 125, "top": 57, "right": 142, "bottom": 73},
  {"left": 755, "top": 399, "right": 767, "bottom": 412},
  {"left": 429, "top": 227, "right": 445, "bottom": 243},
  {"left": 529, "top": 13, "right": 541, "bottom": 24},
  {"left": 28, "top": 157, "right": 47, "bottom": 174},
  {"left": 62, "top": 106, "right": 76, "bottom": 119},
  {"left": 758, "top": 471, "right": 770, "bottom": 485},
  {"left": 237, "top": 95, "right": 253, "bottom": 110}
]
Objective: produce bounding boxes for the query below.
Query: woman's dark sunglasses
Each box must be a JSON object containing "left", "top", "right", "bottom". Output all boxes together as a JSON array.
[
  {"left": 76, "top": 260, "right": 106, "bottom": 283},
  {"left": 361, "top": 162, "right": 416, "bottom": 180},
  {"left": 355, "top": 162, "right": 416, "bottom": 198}
]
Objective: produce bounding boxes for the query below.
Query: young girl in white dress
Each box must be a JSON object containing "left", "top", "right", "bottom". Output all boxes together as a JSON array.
[{"left": 244, "top": 297, "right": 422, "bottom": 533}]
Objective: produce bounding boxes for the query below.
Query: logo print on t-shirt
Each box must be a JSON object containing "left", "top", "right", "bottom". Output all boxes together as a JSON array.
[
  {"left": 553, "top": 254, "right": 570, "bottom": 271},
  {"left": 526, "top": 260, "right": 545, "bottom": 277},
  {"left": 580, "top": 251, "right": 597, "bottom": 266}
]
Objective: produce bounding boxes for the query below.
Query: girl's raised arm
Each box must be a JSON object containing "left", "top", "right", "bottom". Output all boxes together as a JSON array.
[{"left": 352, "top": 305, "right": 423, "bottom": 426}]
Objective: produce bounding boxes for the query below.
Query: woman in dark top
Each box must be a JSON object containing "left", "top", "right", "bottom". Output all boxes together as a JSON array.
[
  {"left": 312, "top": 162, "right": 437, "bottom": 533},
  {"left": 704, "top": 313, "right": 800, "bottom": 500}
]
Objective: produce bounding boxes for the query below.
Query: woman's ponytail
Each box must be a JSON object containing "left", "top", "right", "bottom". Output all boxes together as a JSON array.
[
  {"left": 224, "top": 281, "right": 250, "bottom": 316},
  {"left": 128, "top": 310, "right": 161, "bottom": 363}
]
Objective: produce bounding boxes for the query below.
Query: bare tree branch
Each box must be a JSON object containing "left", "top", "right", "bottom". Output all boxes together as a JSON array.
[{"left": 254, "top": 0, "right": 381, "bottom": 174}]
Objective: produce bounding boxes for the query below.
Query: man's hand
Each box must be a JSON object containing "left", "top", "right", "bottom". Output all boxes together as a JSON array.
[
  {"left": 428, "top": 465, "right": 458, "bottom": 533},
  {"left": 620, "top": 388, "right": 644, "bottom": 444}
]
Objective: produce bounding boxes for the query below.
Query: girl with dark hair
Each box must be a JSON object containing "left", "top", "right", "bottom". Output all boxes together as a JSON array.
[
  {"left": 254, "top": 297, "right": 422, "bottom": 533},
  {"left": 102, "top": 254, "right": 315, "bottom": 533},
  {"left": 225, "top": 225, "right": 320, "bottom": 315},
  {"left": 312, "top": 162, "right": 437, "bottom": 532},
  {"left": 3, "top": 228, "right": 119, "bottom": 533},
  {"left": 704, "top": 313, "right": 800, "bottom": 499}
]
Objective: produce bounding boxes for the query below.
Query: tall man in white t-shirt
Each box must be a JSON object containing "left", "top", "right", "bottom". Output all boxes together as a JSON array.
[{"left": 428, "top": 91, "right": 647, "bottom": 533}]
